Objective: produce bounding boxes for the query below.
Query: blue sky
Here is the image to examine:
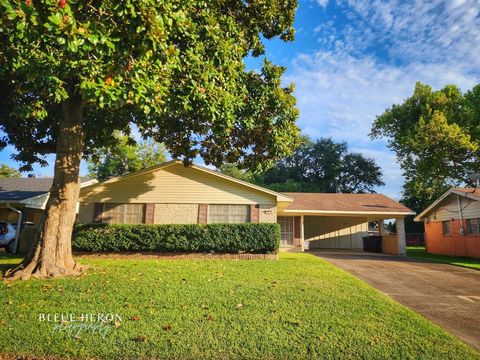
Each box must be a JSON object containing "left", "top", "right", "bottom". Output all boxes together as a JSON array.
[{"left": 2, "top": 0, "right": 480, "bottom": 199}]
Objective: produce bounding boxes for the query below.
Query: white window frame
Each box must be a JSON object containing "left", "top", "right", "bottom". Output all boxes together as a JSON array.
[
  {"left": 466, "top": 218, "right": 480, "bottom": 235},
  {"left": 442, "top": 220, "right": 451, "bottom": 235},
  {"left": 103, "top": 203, "right": 145, "bottom": 224},
  {"left": 207, "top": 204, "right": 250, "bottom": 224}
]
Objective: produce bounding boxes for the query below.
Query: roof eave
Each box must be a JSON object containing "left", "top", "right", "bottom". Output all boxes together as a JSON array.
[
  {"left": 281, "top": 209, "right": 415, "bottom": 216},
  {"left": 414, "top": 187, "right": 480, "bottom": 221}
]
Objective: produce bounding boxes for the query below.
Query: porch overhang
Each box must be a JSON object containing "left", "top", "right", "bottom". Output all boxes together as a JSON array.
[{"left": 279, "top": 209, "right": 415, "bottom": 218}]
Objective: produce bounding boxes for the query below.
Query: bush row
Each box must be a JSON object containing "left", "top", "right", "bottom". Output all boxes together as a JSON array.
[{"left": 73, "top": 223, "right": 280, "bottom": 253}]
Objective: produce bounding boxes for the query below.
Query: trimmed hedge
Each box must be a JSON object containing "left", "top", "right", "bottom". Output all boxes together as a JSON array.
[{"left": 73, "top": 223, "right": 280, "bottom": 254}]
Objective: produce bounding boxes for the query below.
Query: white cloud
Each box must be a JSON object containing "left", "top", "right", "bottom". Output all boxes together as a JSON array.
[
  {"left": 286, "top": 0, "right": 480, "bottom": 197},
  {"left": 285, "top": 50, "right": 478, "bottom": 197},
  {"left": 325, "top": 0, "right": 480, "bottom": 68},
  {"left": 316, "top": 0, "right": 329, "bottom": 8}
]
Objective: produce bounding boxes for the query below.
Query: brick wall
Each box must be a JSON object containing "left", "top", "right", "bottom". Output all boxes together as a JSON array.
[
  {"left": 425, "top": 219, "right": 480, "bottom": 258},
  {"left": 155, "top": 204, "right": 198, "bottom": 224},
  {"left": 258, "top": 204, "right": 277, "bottom": 223},
  {"left": 77, "top": 202, "right": 95, "bottom": 224}
]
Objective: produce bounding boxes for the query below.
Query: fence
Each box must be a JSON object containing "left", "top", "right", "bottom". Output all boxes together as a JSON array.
[{"left": 406, "top": 233, "right": 425, "bottom": 247}]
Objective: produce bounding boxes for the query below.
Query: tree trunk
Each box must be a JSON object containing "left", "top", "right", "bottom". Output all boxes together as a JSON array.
[{"left": 5, "top": 94, "right": 85, "bottom": 280}]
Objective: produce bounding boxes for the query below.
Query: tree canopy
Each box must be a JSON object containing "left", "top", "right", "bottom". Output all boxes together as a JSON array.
[
  {"left": 222, "top": 136, "right": 384, "bottom": 193},
  {"left": 0, "top": 0, "right": 299, "bottom": 280},
  {"left": 0, "top": 163, "right": 20, "bottom": 178},
  {"left": 371, "top": 82, "right": 480, "bottom": 213},
  {"left": 0, "top": 0, "right": 299, "bottom": 171},
  {"left": 87, "top": 134, "right": 167, "bottom": 181}
]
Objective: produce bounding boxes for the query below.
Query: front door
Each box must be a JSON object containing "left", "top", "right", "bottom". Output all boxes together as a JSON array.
[{"left": 278, "top": 216, "right": 294, "bottom": 246}]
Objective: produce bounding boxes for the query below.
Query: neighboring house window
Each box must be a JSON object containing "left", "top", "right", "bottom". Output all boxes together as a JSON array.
[
  {"left": 208, "top": 205, "right": 250, "bottom": 224},
  {"left": 442, "top": 220, "right": 451, "bottom": 235},
  {"left": 466, "top": 218, "right": 480, "bottom": 235},
  {"left": 103, "top": 203, "right": 145, "bottom": 224}
]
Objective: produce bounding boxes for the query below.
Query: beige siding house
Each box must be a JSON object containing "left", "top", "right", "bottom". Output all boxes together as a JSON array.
[
  {"left": 76, "top": 160, "right": 414, "bottom": 255},
  {"left": 78, "top": 161, "right": 290, "bottom": 226}
]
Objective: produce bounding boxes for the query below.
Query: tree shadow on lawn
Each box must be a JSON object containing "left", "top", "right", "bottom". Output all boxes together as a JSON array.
[{"left": 0, "top": 253, "right": 23, "bottom": 276}]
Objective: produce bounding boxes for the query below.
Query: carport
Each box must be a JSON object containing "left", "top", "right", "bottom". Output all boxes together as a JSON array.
[{"left": 277, "top": 193, "right": 415, "bottom": 255}]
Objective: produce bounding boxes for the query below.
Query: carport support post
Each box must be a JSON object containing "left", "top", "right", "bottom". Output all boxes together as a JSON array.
[
  {"left": 395, "top": 217, "right": 406, "bottom": 256},
  {"left": 377, "top": 219, "right": 385, "bottom": 235},
  {"left": 300, "top": 215, "right": 305, "bottom": 252}
]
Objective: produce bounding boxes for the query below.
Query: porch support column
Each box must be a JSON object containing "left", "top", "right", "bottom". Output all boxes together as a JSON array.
[
  {"left": 395, "top": 217, "right": 406, "bottom": 256},
  {"left": 300, "top": 215, "right": 305, "bottom": 252},
  {"left": 377, "top": 219, "right": 385, "bottom": 235}
]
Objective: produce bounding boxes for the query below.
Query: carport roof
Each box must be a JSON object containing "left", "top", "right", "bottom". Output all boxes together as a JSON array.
[
  {"left": 0, "top": 177, "right": 94, "bottom": 202},
  {"left": 281, "top": 192, "right": 415, "bottom": 216},
  {"left": 0, "top": 178, "right": 53, "bottom": 201}
]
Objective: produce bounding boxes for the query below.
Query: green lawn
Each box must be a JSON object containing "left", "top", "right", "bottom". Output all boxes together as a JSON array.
[
  {"left": 0, "top": 253, "right": 478, "bottom": 359},
  {"left": 407, "top": 247, "right": 480, "bottom": 270}
]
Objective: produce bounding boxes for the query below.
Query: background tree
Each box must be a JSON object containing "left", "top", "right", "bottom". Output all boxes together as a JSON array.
[
  {"left": 0, "top": 163, "right": 20, "bottom": 178},
  {"left": 371, "top": 82, "right": 480, "bottom": 231},
  {"left": 222, "top": 136, "right": 384, "bottom": 193},
  {"left": 87, "top": 134, "right": 167, "bottom": 181},
  {"left": 0, "top": 0, "right": 299, "bottom": 280}
]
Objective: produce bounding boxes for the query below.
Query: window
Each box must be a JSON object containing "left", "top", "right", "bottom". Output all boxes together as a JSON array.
[
  {"left": 103, "top": 203, "right": 145, "bottom": 224},
  {"left": 278, "top": 217, "right": 294, "bottom": 245},
  {"left": 208, "top": 205, "right": 250, "bottom": 224},
  {"left": 467, "top": 218, "right": 480, "bottom": 235},
  {"left": 442, "top": 220, "right": 451, "bottom": 235}
]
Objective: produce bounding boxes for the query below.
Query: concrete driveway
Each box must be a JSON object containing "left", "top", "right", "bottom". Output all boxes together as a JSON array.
[{"left": 311, "top": 250, "right": 480, "bottom": 352}]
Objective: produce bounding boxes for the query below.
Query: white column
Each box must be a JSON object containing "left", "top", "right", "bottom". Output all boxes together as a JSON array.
[
  {"left": 300, "top": 215, "right": 305, "bottom": 252},
  {"left": 395, "top": 217, "right": 406, "bottom": 256},
  {"left": 378, "top": 219, "right": 385, "bottom": 236}
]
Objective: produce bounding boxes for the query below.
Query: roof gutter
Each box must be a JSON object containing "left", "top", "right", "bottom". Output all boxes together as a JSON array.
[{"left": 281, "top": 209, "right": 415, "bottom": 216}]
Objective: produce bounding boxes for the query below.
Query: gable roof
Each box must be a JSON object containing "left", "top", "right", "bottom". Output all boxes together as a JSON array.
[
  {"left": 414, "top": 187, "right": 480, "bottom": 221},
  {"left": 80, "top": 160, "right": 294, "bottom": 203},
  {"left": 281, "top": 192, "right": 414, "bottom": 215}
]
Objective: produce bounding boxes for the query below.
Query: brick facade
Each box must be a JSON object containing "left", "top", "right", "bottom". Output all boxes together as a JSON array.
[
  {"left": 250, "top": 204, "right": 260, "bottom": 223},
  {"left": 258, "top": 204, "right": 277, "bottom": 223},
  {"left": 77, "top": 202, "right": 277, "bottom": 226},
  {"left": 154, "top": 203, "right": 198, "bottom": 224},
  {"left": 293, "top": 216, "right": 301, "bottom": 246},
  {"left": 425, "top": 219, "right": 480, "bottom": 258},
  {"left": 145, "top": 203, "right": 155, "bottom": 224}
]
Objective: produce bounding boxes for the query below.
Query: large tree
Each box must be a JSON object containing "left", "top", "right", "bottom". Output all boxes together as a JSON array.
[
  {"left": 0, "top": 163, "right": 21, "bottom": 178},
  {"left": 222, "top": 136, "right": 384, "bottom": 193},
  {"left": 0, "top": 0, "right": 299, "bottom": 280},
  {"left": 371, "top": 82, "right": 480, "bottom": 214},
  {"left": 87, "top": 133, "right": 167, "bottom": 181}
]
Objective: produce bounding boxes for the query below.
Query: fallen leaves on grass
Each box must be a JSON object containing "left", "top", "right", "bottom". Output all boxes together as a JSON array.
[
  {"left": 133, "top": 335, "right": 148, "bottom": 342},
  {"left": 130, "top": 316, "right": 140, "bottom": 321}
]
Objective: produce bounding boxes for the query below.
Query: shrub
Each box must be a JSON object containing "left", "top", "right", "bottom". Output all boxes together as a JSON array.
[{"left": 73, "top": 223, "right": 280, "bottom": 253}]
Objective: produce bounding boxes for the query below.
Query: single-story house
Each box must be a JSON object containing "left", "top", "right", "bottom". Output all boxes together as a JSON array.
[
  {"left": 77, "top": 160, "right": 414, "bottom": 255},
  {"left": 415, "top": 187, "right": 480, "bottom": 258},
  {"left": 0, "top": 177, "right": 96, "bottom": 252}
]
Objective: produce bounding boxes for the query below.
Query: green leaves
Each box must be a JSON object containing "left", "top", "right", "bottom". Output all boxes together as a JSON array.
[
  {"left": 371, "top": 81, "right": 480, "bottom": 213},
  {"left": 250, "top": 137, "right": 384, "bottom": 194},
  {"left": 47, "top": 12, "right": 62, "bottom": 26},
  {"left": 73, "top": 223, "right": 280, "bottom": 254},
  {"left": 0, "top": 0, "right": 298, "bottom": 172},
  {"left": 87, "top": 134, "right": 168, "bottom": 181}
]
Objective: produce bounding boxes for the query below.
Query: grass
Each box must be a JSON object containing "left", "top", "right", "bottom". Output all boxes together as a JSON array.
[
  {"left": 0, "top": 253, "right": 478, "bottom": 359},
  {"left": 407, "top": 246, "right": 480, "bottom": 270}
]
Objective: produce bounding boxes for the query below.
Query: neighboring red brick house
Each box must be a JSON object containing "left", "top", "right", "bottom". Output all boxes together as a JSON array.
[{"left": 415, "top": 188, "right": 480, "bottom": 258}]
